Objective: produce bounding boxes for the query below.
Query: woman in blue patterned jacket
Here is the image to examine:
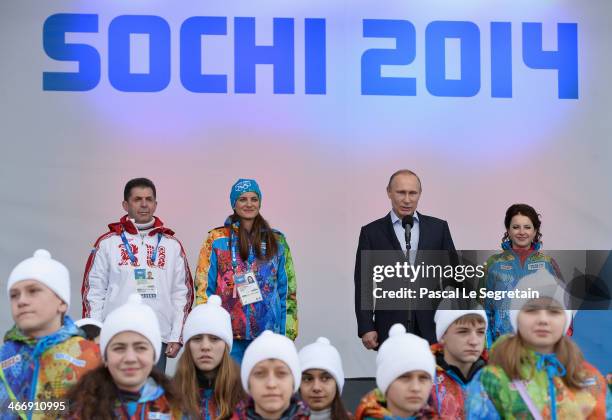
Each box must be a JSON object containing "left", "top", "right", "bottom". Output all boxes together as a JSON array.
[{"left": 480, "top": 203, "right": 565, "bottom": 347}]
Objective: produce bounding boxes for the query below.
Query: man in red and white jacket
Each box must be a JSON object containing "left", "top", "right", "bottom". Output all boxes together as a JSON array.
[{"left": 81, "top": 178, "right": 194, "bottom": 372}]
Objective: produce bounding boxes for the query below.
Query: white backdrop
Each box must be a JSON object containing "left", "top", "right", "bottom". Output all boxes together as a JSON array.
[{"left": 1, "top": 0, "right": 611, "bottom": 377}]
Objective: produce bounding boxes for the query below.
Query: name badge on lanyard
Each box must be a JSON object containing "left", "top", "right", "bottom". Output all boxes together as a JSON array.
[
  {"left": 231, "top": 230, "right": 264, "bottom": 306},
  {"left": 123, "top": 231, "right": 162, "bottom": 299}
]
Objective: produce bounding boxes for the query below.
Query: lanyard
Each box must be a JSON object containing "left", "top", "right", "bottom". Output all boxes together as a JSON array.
[
  {"left": 230, "top": 229, "right": 266, "bottom": 272},
  {"left": 121, "top": 231, "right": 162, "bottom": 265},
  {"left": 0, "top": 366, "right": 27, "bottom": 420}
]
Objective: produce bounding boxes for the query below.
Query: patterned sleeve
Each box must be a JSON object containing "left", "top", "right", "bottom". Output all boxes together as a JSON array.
[
  {"left": 277, "top": 234, "right": 298, "bottom": 340},
  {"left": 465, "top": 370, "right": 501, "bottom": 420},
  {"left": 195, "top": 232, "right": 217, "bottom": 305}
]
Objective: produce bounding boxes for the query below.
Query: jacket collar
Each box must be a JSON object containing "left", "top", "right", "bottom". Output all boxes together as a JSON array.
[
  {"left": 431, "top": 343, "right": 488, "bottom": 384},
  {"left": 108, "top": 215, "right": 175, "bottom": 236},
  {"left": 4, "top": 315, "right": 83, "bottom": 356}
]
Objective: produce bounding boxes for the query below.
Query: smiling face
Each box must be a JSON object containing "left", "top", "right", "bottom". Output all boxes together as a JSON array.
[
  {"left": 234, "top": 192, "right": 261, "bottom": 221},
  {"left": 386, "top": 371, "right": 433, "bottom": 418},
  {"left": 106, "top": 331, "right": 155, "bottom": 392},
  {"left": 300, "top": 369, "right": 337, "bottom": 411},
  {"left": 517, "top": 299, "right": 566, "bottom": 354},
  {"left": 248, "top": 359, "right": 294, "bottom": 419},
  {"left": 122, "top": 186, "right": 157, "bottom": 224},
  {"left": 507, "top": 214, "right": 537, "bottom": 249},
  {"left": 188, "top": 334, "right": 226, "bottom": 373},
  {"left": 387, "top": 173, "right": 422, "bottom": 218},
  {"left": 9, "top": 280, "right": 67, "bottom": 338}
]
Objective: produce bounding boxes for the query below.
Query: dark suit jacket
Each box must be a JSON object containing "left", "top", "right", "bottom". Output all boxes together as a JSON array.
[{"left": 354, "top": 212, "right": 456, "bottom": 345}]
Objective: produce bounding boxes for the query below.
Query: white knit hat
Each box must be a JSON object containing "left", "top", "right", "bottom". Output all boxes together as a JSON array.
[
  {"left": 100, "top": 294, "right": 162, "bottom": 363},
  {"left": 183, "top": 295, "right": 233, "bottom": 350},
  {"left": 241, "top": 330, "right": 301, "bottom": 393},
  {"left": 7, "top": 249, "right": 70, "bottom": 308},
  {"left": 376, "top": 324, "right": 435, "bottom": 395},
  {"left": 75, "top": 318, "right": 103, "bottom": 329},
  {"left": 299, "top": 337, "right": 345, "bottom": 393},
  {"left": 509, "top": 269, "right": 572, "bottom": 335},
  {"left": 434, "top": 308, "right": 488, "bottom": 342}
]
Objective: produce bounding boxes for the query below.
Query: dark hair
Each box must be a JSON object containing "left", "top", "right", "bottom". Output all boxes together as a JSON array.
[
  {"left": 67, "top": 366, "right": 187, "bottom": 419},
  {"left": 80, "top": 324, "right": 101, "bottom": 340},
  {"left": 502, "top": 203, "right": 542, "bottom": 244},
  {"left": 387, "top": 169, "right": 422, "bottom": 192},
  {"left": 229, "top": 213, "right": 279, "bottom": 262},
  {"left": 124, "top": 178, "right": 156, "bottom": 201},
  {"left": 330, "top": 390, "right": 352, "bottom": 420}
]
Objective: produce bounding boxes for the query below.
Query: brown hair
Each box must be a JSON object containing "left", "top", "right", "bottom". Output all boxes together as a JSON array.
[
  {"left": 229, "top": 213, "right": 279, "bottom": 262},
  {"left": 67, "top": 366, "right": 186, "bottom": 419},
  {"left": 452, "top": 314, "right": 487, "bottom": 328},
  {"left": 387, "top": 169, "right": 422, "bottom": 192},
  {"left": 502, "top": 203, "right": 543, "bottom": 245},
  {"left": 173, "top": 342, "right": 245, "bottom": 420},
  {"left": 330, "top": 389, "right": 352, "bottom": 420},
  {"left": 490, "top": 334, "right": 587, "bottom": 389}
]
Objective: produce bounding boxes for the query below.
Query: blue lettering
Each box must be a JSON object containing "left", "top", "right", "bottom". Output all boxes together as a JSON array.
[
  {"left": 180, "top": 17, "right": 228, "bottom": 93},
  {"left": 491, "top": 22, "right": 513, "bottom": 98},
  {"left": 361, "top": 19, "right": 416, "bottom": 96},
  {"left": 108, "top": 15, "right": 171, "bottom": 92},
  {"left": 43, "top": 14, "right": 100, "bottom": 91},
  {"left": 522, "top": 23, "right": 578, "bottom": 99},
  {"left": 234, "top": 17, "right": 295, "bottom": 94},
  {"left": 304, "top": 18, "right": 326, "bottom": 94},
  {"left": 425, "top": 21, "right": 480, "bottom": 97}
]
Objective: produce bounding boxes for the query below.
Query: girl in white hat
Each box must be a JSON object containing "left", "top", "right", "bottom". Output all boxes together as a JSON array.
[
  {"left": 173, "top": 295, "right": 245, "bottom": 419},
  {"left": 466, "top": 270, "right": 607, "bottom": 419},
  {"left": 232, "top": 330, "right": 309, "bottom": 420},
  {"left": 67, "top": 294, "right": 187, "bottom": 419},
  {"left": 298, "top": 337, "right": 350, "bottom": 420}
]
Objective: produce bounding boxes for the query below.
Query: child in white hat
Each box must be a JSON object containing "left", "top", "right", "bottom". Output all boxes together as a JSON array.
[
  {"left": 173, "top": 295, "right": 245, "bottom": 419},
  {"left": 431, "top": 305, "right": 488, "bottom": 418},
  {"left": 355, "top": 324, "right": 439, "bottom": 420},
  {"left": 466, "top": 269, "right": 607, "bottom": 419},
  {"left": 233, "top": 330, "right": 310, "bottom": 420},
  {"left": 67, "top": 294, "right": 188, "bottom": 418},
  {"left": 1, "top": 249, "right": 101, "bottom": 419},
  {"left": 298, "top": 337, "right": 350, "bottom": 420}
]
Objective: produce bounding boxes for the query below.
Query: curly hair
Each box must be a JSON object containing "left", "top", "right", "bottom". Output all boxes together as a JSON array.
[
  {"left": 501, "top": 203, "right": 543, "bottom": 245},
  {"left": 67, "top": 366, "right": 187, "bottom": 419}
]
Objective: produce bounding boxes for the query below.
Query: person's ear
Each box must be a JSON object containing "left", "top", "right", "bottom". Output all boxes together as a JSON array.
[{"left": 122, "top": 201, "right": 129, "bottom": 212}]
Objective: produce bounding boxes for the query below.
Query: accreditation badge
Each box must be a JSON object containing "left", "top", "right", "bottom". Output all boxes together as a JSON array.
[
  {"left": 134, "top": 268, "right": 158, "bottom": 299},
  {"left": 234, "top": 271, "right": 263, "bottom": 306}
]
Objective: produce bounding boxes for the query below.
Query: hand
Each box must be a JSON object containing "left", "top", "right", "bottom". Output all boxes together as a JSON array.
[
  {"left": 165, "top": 342, "right": 182, "bottom": 358},
  {"left": 361, "top": 331, "right": 379, "bottom": 350}
]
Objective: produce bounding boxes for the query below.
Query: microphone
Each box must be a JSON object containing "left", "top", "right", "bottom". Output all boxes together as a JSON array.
[{"left": 402, "top": 215, "right": 414, "bottom": 252}]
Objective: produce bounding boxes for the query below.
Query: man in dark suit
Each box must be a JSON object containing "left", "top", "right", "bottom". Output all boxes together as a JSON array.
[{"left": 355, "top": 169, "right": 456, "bottom": 349}]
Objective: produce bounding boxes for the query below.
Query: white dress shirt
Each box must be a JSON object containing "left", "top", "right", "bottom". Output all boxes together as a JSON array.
[{"left": 391, "top": 210, "right": 420, "bottom": 264}]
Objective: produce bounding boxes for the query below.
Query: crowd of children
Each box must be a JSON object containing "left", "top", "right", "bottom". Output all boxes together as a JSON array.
[{"left": 0, "top": 250, "right": 610, "bottom": 419}]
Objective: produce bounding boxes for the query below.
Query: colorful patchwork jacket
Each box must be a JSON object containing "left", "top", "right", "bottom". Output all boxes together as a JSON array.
[
  {"left": 480, "top": 242, "right": 565, "bottom": 347},
  {"left": 0, "top": 316, "right": 101, "bottom": 420},
  {"left": 354, "top": 389, "right": 440, "bottom": 420},
  {"left": 195, "top": 219, "right": 298, "bottom": 340},
  {"left": 465, "top": 336, "right": 607, "bottom": 419},
  {"left": 111, "top": 377, "right": 186, "bottom": 419},
  {"left": 231, "top": 396, "right": 310, "bottom": 420},
  {"left": 430, "top": 343, "right": 487, "bottom": 419},
  {"left": 199, "top": 387, "right": 218, "bottom": 420}
]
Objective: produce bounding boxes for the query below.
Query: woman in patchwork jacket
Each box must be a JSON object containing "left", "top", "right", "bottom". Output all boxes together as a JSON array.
[{"left": 195, "top": 179, "right": 298, "bottom": 363}]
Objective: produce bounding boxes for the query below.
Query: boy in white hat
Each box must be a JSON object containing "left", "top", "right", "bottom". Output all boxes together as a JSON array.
[
  {"left": 299, "top": 337, "right": 351, "bottom": 420},
  {"left": 431, "top": 304, "right": 488, "bottom": 418},
  {"left": 1, "top": 250, "right": 101, "bottom": 419},
  {"left": 234, "top": 330, "right": 310, "bottom": 420},
  {"left": 173, "top": 295, "right": 245, "bottom": 419},
  {"left": 68, "top": 293, "right": 188, "bottom": 418},
  {"left": 355, "top": 324, "right": 439, "bottom": 420}
]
